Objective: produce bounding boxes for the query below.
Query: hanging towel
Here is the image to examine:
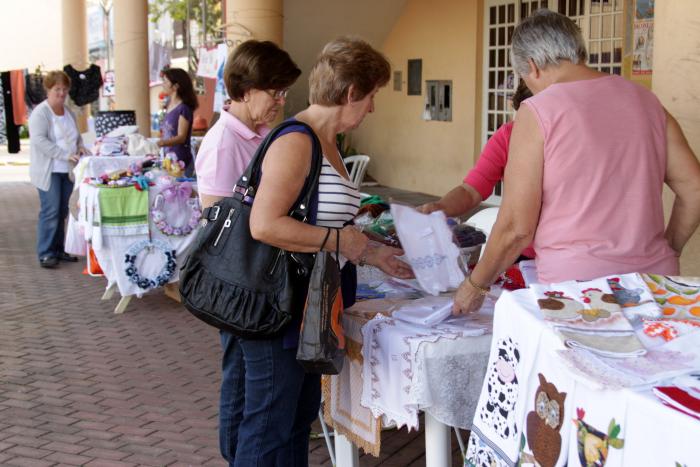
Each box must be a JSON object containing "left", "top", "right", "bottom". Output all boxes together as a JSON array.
[{"left": 98, "top": 187, "right": 149, "bottom": 236}]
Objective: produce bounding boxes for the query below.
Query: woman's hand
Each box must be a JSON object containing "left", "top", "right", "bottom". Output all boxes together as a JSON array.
[
  {"left": 365, "top": 244, "right": 414, "bottom": 279},
  {"left": 338, "top": 226, "right": 368, "bottom": 263},
  {"left": 78, "top": 147, "right": 91, "bottom": 157},
  {"left": 452, "top": 278, "right": 486, "bottom": 315},
  {"left": 416, "top": 202, "right": 444, "bottom": 214},
  {"left": 68, "top": 154, "right": 81, "bottom": 163}
]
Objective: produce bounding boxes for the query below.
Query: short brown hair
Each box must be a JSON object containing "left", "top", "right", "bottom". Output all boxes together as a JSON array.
[
  {"left": 309, "top": 37, "right": 391, "bottom": 106},
  {"left": 43, "top": 70, "right": 71, "bottom": 91},
  {"left": 224, "top": 40, "right": 301, "bottom": 101}
]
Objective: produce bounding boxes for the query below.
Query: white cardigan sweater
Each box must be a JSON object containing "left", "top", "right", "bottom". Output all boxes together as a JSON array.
[{"left": 28, "top": 101, "right": 84, "bottom": 191}]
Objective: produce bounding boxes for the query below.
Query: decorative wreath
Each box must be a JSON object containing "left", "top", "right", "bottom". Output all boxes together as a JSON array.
[
  {"left": 124, "top": 238, "right": 177, "bottom": 290},
  {"left": 151, "top": 181, "right": 201, "bottom": 236}
]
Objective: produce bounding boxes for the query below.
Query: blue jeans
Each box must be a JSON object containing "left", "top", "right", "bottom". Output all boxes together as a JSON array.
[
  {"left": 36, "top": 173, "right": 74, "bottom": 259},
  {"left": 219, "top": 330, "right": 321, "bottom": 467}
]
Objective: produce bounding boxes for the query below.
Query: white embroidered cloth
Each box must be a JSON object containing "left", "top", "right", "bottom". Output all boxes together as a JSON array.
[
  {"left": 465, "top": 278, "right": 700, "bottom": 467},
  {"left": 391, "top": 203, "right": 464, "bottom": 295},
  {"left": 360, "top": 304, "right": 492, "bottom": 431}
]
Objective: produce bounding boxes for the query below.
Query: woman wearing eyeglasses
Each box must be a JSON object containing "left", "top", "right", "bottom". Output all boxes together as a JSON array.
[{"left": 195, "top": 41, "right": 300, "bottom": 209}]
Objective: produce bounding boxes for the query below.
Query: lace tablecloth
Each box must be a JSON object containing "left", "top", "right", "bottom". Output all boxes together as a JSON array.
[{"left": 324, "top": 294, "right": 493, "bottom": 456}]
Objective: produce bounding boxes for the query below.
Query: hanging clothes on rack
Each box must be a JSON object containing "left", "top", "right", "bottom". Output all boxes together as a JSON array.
[
  {"left": 25, "top": 69, "right": 47, "bottom": 108},
  {"left": 63, "top": 64, "right": 103, "bottom": 106},
  {"left": 0, "top": 76, "right": 6, "bottom": 145},
  {"left": 1, "top": 71, "right": 21, "bottom": 153},
  {"left": 10, "top": 70, "right": 27, "bottom": 126}
]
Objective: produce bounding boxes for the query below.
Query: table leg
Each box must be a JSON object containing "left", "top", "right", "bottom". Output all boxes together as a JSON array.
[
  {"left": 334, "top": 432, "right": 359, "bottom": 467},
  {"left": 101, "top": 283, "right": 116, "bottom": 300},
  {"left": 114, "top": 295, "right": 132, "bottom": 314},
  {"left": 425, "top": 412, "right": 452, "bottom": 467}
]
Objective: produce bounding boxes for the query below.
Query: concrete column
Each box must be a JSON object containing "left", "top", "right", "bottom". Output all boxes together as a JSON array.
[
  {"left": 113, "top": 0, "right": 150, "bottom": 136},
  {"left": 225, "top": 0, "right": 283, "bottom": 45},
  {"left": 653, "top": 0, "right": 700, "bottom": 275},
  {"left": 61, "top": 0, "right": 89, "bottom": 132}
]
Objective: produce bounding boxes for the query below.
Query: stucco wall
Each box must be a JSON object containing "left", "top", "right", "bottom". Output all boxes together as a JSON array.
[
  {"left": 351, "top": 0, "right": 480, "bottom": 196},
  {"left": 653, "top": 0, "right": 700, "bottom": 275},
  {"left": 0, "top": 0, "right": 64, "bottom": 71}
]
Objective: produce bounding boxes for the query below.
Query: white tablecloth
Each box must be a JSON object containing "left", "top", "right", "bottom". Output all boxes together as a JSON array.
[
  {"left": 75, "top": 155, "right": 199, "bottom": 298},
  {"left": 465, "top": 285, "right": 700, "bottom": 467}
]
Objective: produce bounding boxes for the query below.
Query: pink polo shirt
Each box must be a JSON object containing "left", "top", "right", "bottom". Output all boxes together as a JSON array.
[
  {"left": 523, "top": 75, "right": 678, "bottom": 282},
  {"left": 195, "top": 109, "right": 270, "bottom": 197}
]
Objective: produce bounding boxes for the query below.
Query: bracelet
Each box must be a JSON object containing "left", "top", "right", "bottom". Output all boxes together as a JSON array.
[
  {"left": 467, "top": 275, "right": 491, "bottom": 296},
  {"left": 319, "top": 227, "right": 332, "bottom": 251},
  {"left": 358, "top": 249, "right": 368, "bottom": 267}
]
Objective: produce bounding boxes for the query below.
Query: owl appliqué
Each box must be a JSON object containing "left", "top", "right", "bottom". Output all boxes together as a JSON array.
[
  {"left": 479, "top": 337, "right": 521, "bottom": 439},
  {"left": 523, "top": 373, "right": 567, "bottom": 467}
]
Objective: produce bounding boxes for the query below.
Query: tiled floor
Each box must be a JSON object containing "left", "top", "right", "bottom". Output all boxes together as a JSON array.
[{"left": 0, "top": 181, "right": 464, "bottom": 466}]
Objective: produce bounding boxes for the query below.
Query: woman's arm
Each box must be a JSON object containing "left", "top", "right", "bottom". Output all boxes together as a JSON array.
[
  {"left": 158, "top": 115, "right": 191, "bottom": 147},
  {"left": 28, "top": 108, "right": 73, "bottom": 162},
  {"left": 249, "top": 132, "right": 367, "bottom": 262},
  {"left": 453, "top": 106, "right": 543, "bottom": 314},
  {"left": 418, "top": 184, "right": 482, "bottom": 216},
  {"left": 664, "top": 111, "right": 700, "bottom": 255}
]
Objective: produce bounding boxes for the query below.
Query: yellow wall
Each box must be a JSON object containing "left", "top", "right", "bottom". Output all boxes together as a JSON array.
[
  {"left": 653, "top": 0, "right": 700, "bottom": 275},
  {"left": 352, "top": 0, "right": 480, "bottom": 196}
]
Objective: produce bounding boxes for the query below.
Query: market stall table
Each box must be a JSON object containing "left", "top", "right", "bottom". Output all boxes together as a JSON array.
[
  {"left": 465, "top": 274, "right": 700, "bottom": 467},
  {"left": 73, "top": 156, "right": 200, "bottom": 313},
  {"left": 325, "top": 278, "right": 496, "bottom": 466}
]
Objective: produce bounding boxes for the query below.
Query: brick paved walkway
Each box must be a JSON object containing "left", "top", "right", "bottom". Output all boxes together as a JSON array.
[{"left": 0, "top": 181, "right": 462, "bottom": 466}]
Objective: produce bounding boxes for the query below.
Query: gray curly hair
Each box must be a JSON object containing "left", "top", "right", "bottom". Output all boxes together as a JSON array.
[{"left": 510, "top": 9, "right": 588, "bottom": 77}]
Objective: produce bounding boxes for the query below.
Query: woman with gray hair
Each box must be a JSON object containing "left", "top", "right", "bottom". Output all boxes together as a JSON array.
[{"left": 454, "top": 9, "right": 700, "bottom": 314}]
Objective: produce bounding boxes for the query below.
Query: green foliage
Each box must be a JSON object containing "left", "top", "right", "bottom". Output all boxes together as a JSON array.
[
  {"left": 19, "top": 124, "right": 29, "bottom": 139},
  {"left": 149, "top": 0, "right": 222, "bottom": 38}
]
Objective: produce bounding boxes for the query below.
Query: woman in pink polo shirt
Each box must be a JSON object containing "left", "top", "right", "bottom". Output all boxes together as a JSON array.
[
  {"left": 419, "top": 81, "right": 534, "bottom": 259},
  {"left": 195, "top": 41, "right": 301, "bottom": 209},
  {"left": 454, "top": 9, "right": 700, "bottom": 314}
]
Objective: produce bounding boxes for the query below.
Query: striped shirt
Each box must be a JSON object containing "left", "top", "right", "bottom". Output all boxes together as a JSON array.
[{"left": 315, "top": 157, "right": 361, "bottom": 229}]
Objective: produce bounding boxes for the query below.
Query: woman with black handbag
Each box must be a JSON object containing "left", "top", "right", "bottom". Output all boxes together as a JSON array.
[{"left": 213, "top": 37, "right": 413, "bottom": 466}]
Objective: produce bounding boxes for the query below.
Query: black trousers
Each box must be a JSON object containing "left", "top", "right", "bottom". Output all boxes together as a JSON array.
[{"left": 1, "top": 71, "right": 21, "bottom": 154}]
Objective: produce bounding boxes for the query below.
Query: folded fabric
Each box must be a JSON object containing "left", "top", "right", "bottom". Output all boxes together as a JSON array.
[
  {"left": 557, "top": 329, "right": 646, "bottom": 358},
  {"left": 106, "top": 124, "right": 139, "bottom": 137},
  {"left": 390, "top": 203, "right": 464, "bottom": 295},
  {"left": 98, "top": 186, "right": 149, "bottom": 236},
  {"left": 607, "top": 273, "right": 660, "bottom": 321},
  {"left": 642, "top": 274, "right": 700, "bottom": 321},
  {"left": 653, "top": 386, "right": 700, "bottom": 419},
  {"left": 127, "top": 133, "right": 159, "bottom": 156},
  {"left": 392, "top": 295, "right": 454, "bottom": 326},
  {"left": 519, "top": 259, "right": 539, "bottom": 287}
]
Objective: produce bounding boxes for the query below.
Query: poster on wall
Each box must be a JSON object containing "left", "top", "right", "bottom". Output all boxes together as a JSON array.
[
  {"left": 632, "top": 0, "right": 654, "bottom": 75},
  {"left": 103, "top": 70, "right": 115, "bottom": 97}
]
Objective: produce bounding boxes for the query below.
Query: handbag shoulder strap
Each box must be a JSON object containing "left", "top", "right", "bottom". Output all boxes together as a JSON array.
[{"left": 235, "top": 120, "right": 322, "bottom": 220}]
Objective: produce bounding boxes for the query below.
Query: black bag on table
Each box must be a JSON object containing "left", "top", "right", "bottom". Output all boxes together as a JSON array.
[
  {"left": 94, "top": 110, "right": 136, "bottom": 137},
  {"left": 179, "top": 121, "right": 322, "bottom": 338},
  {"left": 296, "top": 230, "right": 346, "bottom": 375}
]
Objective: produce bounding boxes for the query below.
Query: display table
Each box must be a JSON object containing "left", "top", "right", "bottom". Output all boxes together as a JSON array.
[
  {"left": 73, "top": 156, "right": 200, "bottom": 313},
  {"left": 325, "top": 289, "right": 495, "bottom": 466},
  {"left": 465, "top": 278, "right": 700, "bottom": 467}
]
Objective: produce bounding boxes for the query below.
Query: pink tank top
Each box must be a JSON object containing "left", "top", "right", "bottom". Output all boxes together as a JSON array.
[{"left": 523, "top": 75, "right": 678, "bottom": 282}]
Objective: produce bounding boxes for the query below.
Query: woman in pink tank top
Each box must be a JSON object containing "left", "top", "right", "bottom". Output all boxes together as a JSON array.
[{"left": 454, "top": 9, "right": 700, "bottom": 315}]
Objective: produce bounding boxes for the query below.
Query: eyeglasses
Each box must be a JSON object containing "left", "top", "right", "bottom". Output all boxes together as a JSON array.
[{"left": 264, "top": 88, "right": 289, "bottom": 100}]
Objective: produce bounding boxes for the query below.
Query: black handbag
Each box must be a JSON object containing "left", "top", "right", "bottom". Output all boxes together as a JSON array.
[{"left": 179, "top": 121, "right": 322, "bottom": 338}]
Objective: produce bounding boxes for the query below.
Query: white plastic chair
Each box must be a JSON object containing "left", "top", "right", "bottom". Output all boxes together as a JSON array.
[
  {"left": 343, "top": 155, "right": 370, "bottom": 188},
  {"left": 465, "top": 207, "right": 499, "bottom": 259}
]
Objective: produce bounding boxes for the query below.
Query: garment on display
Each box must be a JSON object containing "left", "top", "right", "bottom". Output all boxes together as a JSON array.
[
  {"left": 63, "top": 64, "right": 103, "bottom": 106},
  {"left": 1, "top": 71, "right": 20, "bottom": 153},
  {"left": 25, "top": 69, "right": 46, "bottom": 107},
  {"left": 0, "top": 76, "right": 6, "bottom": 145}
]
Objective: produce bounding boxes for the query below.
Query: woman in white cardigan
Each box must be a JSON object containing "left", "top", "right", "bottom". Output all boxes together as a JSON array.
[{"left": 28, "top": 70, "right": 87, "bottom": 268}]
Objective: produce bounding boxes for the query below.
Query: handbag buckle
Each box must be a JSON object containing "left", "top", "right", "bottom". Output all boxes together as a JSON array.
[{"left": 209, "top": 205, "right": 221, "bottom": 222}]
